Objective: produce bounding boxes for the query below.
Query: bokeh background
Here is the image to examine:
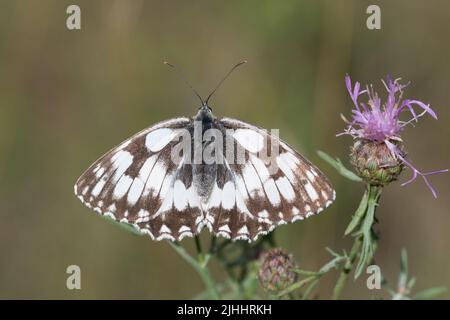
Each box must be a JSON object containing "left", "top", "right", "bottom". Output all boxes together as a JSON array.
[{"left": 0, "top": 0, "right": 448, "bottom": 299}]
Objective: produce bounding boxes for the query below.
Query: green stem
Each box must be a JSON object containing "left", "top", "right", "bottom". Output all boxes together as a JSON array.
[
  {"left": 169, "top": 242, "right": 221, "bottom": 300},
  {"left": 332, "top": 236, "right": 362, "bottom": 300},
  {"left": 332, "top": 184, "right": 382, "bottom": 299}
]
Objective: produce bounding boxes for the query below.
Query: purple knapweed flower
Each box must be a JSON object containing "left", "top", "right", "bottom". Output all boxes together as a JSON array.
[{"left": 340, "top": 75, "right": 448, "bottom": 197}]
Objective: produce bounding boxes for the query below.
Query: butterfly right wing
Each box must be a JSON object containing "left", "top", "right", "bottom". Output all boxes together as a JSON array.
[
  {"left": 74, "top": 117, "right": 204, "bottom": 241},
  {"left": 205, "top": 117, "right": 335, "bottom": 241}
]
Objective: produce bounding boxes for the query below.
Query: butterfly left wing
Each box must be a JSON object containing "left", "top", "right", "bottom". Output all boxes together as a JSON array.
[
  {"left": 74, "top": 117, "right": 205, "bottom": 241},
  {"left": 205, "top": 117, "right": 335, "bottom": 241}
]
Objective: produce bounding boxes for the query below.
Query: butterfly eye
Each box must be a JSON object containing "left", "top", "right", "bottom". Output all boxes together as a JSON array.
[{"left": 198, "top": 105, "right": 212, "bottom": 112}]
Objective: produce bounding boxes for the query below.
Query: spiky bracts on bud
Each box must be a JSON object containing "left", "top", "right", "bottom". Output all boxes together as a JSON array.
[
  {"left": 258, "top": 248, "right": 297, "bottom": 293},
  {"left": 350, "top": 139, "right": 405, "bottom": 186}
]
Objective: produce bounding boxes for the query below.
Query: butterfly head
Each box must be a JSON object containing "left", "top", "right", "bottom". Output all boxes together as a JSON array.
[
  {"left": 195, "top": 103, "right": 214, "bottom": 122},
  {"left": 164, "top": 60, "right": 247, "bottom": 123}
]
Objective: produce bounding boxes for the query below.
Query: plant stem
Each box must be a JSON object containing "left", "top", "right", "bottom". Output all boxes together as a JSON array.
[
  {"left": 169, "top": 242, "right": 221, "bottom": 300},
  {"left": 332, "top": 184, "right": 382, "bottom": 299},
  {"left": 332, "top": 236, "right": 361, "bottom": 300}
]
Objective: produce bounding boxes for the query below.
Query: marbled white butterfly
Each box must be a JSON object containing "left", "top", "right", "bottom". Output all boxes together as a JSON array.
[{"left": 74, "top": 62, "right": 335, "bottom": 242}]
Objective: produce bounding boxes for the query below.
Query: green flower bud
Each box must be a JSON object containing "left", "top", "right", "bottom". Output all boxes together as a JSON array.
[{"left": 350, "top": 139, "right": 405, "bottom": 186}]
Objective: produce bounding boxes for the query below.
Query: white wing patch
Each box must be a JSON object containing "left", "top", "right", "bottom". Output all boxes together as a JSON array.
[
  {"left": 266, "top": 179, "right": 282, "bottom": 206},
  {"left": 304, "top": 180, "right": 319, "bottom": 202},
  {"left": 113, "top": 175, "right": 133, "bottom": 199},
  {"left": 242, "top": 163, "right": 264, "bottom": 197},
  {"left": 233, "top": 129, "right": 264, "bottom": 153},
  {"left": 173, "top": 180, "right": 188, "bottom": 211},
  {"left": 145, "top": 128, "right": 178, "bottom": 152},
  {"left": 126, "top": 155, "right": 157, "bottom": 206},
  {"left": 221, "top": 181, "right": 236, "bottom": 210},
  {"left": 275, "top": 176, "right": 296, "bottom": 202},
  {"left": 144, "top": 160, "right": 166, "bottom": 196}
]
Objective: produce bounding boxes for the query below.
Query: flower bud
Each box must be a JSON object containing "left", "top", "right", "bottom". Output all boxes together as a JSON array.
[
  {"left": 350, "top": 139, "right": 405, "bottom": 186},
  {"left": 258, "top": 248, "right": 297, "bottom": 293}
]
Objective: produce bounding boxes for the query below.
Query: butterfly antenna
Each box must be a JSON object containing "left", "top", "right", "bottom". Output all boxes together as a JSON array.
[
  {"left": 205, "top": 60, "right": 247, "bottom": 105},
  {"left": 164, "top": 61, "right": 205, "bottom": 105}
]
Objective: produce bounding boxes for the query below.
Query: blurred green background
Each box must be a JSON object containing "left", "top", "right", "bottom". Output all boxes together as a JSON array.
[{"left": 0, "top": 0, "right": 448, "bottom": 299}]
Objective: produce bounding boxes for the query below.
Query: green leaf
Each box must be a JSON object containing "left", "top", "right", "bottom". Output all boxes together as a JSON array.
[
  {"left": 101, "top": 215, "right": 143, "bottom": 236},
  {"left": 345, "top": 189, "right": 369, "bottom": 236},
  {"left": 302, "top": 278, "right": 319, "bottom": 300},
  {"left": 292, "top": 269, "right": 321, "bottom": 277},
  {"left": 317, "top": 150, "right": 362, "bottom": 182},
  {"left": 414, "top": 287, "right": 447, "bottom": 300},
  {"left": 319, "top": 256, "right": 347, "bottom": 274},
  {"left": 354, "top": 186, "right": 379, "bottom": 278},
  {"left": 325, "top": 247, "right": 341, "bottom": 258},
  {"left": 407, "top": 277, "right": 416, "bottom": 291},
  {"left": 398, "top": 248, "right": 408, "bottom": 290},
  {"left": 277, "top": 276, "right": 316, "bottom": 297}
]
